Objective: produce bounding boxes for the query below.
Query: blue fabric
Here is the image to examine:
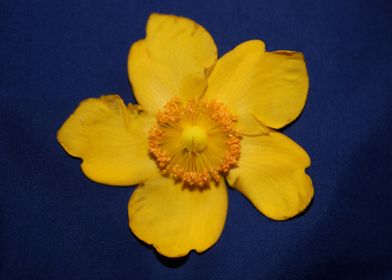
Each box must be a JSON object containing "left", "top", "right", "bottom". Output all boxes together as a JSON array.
[{"left": 1, "top": 0, "right": 391, "bottom": 279}]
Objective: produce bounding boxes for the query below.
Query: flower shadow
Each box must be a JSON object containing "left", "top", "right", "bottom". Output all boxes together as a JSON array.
[
  {"left": 154, "top": 252, "right": 189, "bottom": 268},
  {"left": 280, "top": 198, "right": 314, "bottom": 222},
  {"left": 130, "top": 229, "right": 189, "bottom": 268}
]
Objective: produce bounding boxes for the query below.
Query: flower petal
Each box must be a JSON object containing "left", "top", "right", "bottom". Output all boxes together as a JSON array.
[
  {"left": 227, "top": 131, "right": 313, "bottom": 220},
  {"left": 128, "top": 13, "right": 218, "bottom": 114},
  {"left": 129, "top": 176, "right": 228, "bottom": 257},
  {"left": 205, "top": 40, "right": 309, "bottom": 132},
  {"left": 57, "top": 95, "right": 159, "bottom": 186}
]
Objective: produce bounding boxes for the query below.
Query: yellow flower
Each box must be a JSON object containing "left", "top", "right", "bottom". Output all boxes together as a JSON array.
[{"left": 57, "top": 13, "right": 314, "bottom": 258}]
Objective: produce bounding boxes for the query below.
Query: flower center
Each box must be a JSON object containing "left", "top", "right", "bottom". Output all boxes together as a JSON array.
[
  {"left": 148, "top": 98, "right": 241, "bottom": 188},
  {"left": 181, "top": 125, "right": 208, "bottom": 152}
]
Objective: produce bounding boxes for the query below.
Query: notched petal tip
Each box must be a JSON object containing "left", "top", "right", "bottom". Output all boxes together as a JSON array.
[
  {"left": 265, "top": 172, "right": 314, "bottom": 221},
  {"left": 235, "top": 39, "right": 266, "bottom": 53}
]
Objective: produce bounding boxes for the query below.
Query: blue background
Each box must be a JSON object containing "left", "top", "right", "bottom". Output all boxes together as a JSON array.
[{"left": 1, "top": 0, "right": 391, "bottom": 279}]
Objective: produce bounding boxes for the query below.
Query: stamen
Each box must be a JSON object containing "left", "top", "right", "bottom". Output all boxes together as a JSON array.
[{"left": 148, "top": 98, "right": 241, "bottom": 188}]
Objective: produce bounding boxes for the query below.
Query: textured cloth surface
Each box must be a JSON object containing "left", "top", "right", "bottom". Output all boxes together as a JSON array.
[{"left": 1, "top": 0, "right": 391, "bottom": 279}]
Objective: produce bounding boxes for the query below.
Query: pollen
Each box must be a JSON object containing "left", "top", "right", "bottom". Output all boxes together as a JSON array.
[{"left": 148, "top": 98, "right": 241, "bottom": 188}]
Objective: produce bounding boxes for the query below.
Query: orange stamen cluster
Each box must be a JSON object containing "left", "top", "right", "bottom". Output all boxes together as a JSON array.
[{"left": 148, "top": 98, "right": 241, "bottom": 188}]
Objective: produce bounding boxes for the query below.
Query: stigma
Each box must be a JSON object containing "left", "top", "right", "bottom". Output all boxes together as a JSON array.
[
  {"left": 148, "top": 98, "right": 241, "bottom": 188},
  {"left": 181, "top": 126, "right": 208, "bottom": 152}
]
